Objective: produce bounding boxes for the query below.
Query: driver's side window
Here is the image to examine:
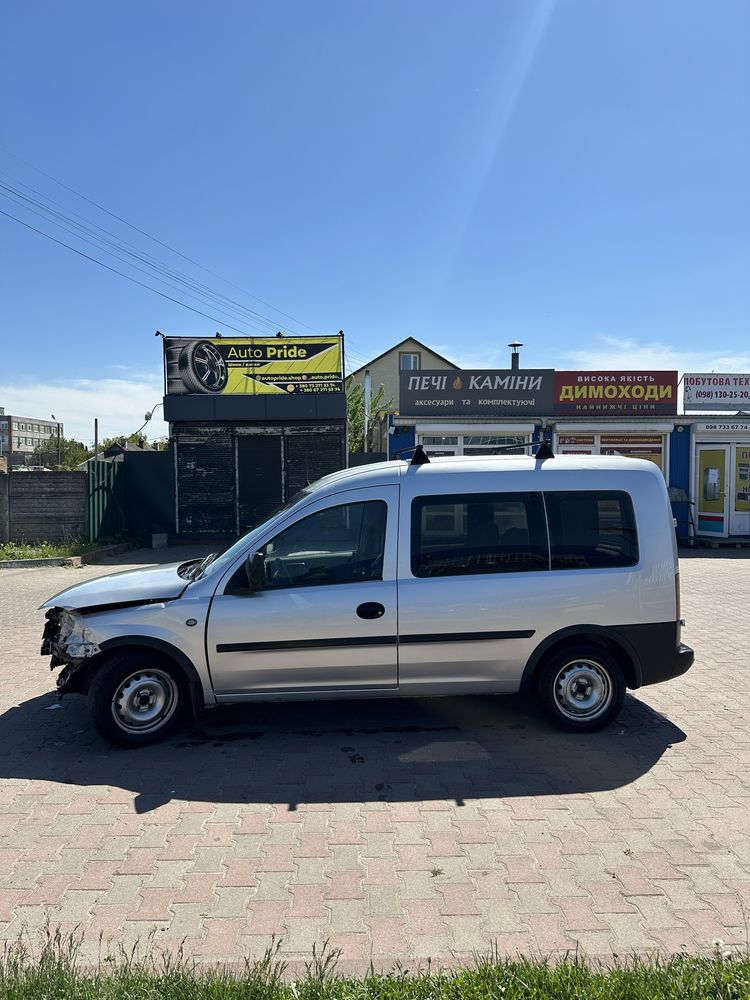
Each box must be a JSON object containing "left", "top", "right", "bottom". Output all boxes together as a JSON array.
[{"left": 261, "top": 500, "right": 387, "bottom": 589}]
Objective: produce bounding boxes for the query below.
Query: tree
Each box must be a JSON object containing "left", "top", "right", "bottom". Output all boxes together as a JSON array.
[
  {"left": 31, "top": 434, "right": 92, "bottom": 470},
  {"left": 347, "top": 381, "right": 391, "bottom": 453},
  {"left": 97, "top": 433, "right": 171, "bottom": 453}
]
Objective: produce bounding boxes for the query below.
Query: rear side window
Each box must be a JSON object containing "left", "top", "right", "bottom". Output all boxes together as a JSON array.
[
  {"left": 411, "top": 492, "right": 548, "bottom": 577},
  {"left": 544, "top": 491, "right": 639, "bottom": 569}
]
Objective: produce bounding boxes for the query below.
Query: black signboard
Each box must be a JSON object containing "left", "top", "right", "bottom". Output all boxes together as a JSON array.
[{"left": 399, "top": 369, "right": 554, "bottom": 416}]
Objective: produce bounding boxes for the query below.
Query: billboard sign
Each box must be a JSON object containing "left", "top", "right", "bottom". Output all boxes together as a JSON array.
[
  {"left": 683, "top": 374, "right": 750, "bottom": 412},
  {"left": 164, "top": 336, "right": 343, "bottom": 396},
  {"left": 399, "top": 369, "right": 554, "bottom": 416},
  {"left": 554, "top": 371, "right": 678, "bottom": 415}
]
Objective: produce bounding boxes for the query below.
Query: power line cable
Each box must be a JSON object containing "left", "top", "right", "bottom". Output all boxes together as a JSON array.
[
  {"left": 0, "top": 178, "right": 298, "bottom": 335},
  {"left": 0, "top": 189, "right": 278, "bottom": 335},
  {"left": 0, "top": 146, "right": 324, "bottom": 335},
  {"left": 0, "top": 169, "right": 378, "bottom": 356},
  {"left": 3, "top": 204, "right": 373, "bottom": 371},
  {"left": 1, "top": 150, "right": 377, "bottom": 362},
  {"left": 0, "top": 208, "right": 256, "bottom": 335}
]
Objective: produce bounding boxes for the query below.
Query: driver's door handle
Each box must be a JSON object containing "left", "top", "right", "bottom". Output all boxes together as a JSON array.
[{"left": 357, "top": 602, "right": 385, "bottom": 620}]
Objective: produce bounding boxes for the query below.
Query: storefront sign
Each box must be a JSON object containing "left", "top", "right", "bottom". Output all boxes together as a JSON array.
[
  {"left": 164, "top": 336, "right": 343, "bottom": 396},
  {"left": 694, "top": 423, "right": 750, "bottom": 433},
  {"left": 683, "top": 373, "right": 750, "bottom": 411},
  {"left": 600, "top": 434, "right": 662, "bottom": 445},
  {"left": 554, "top": 371, "right": 678, "bottom": 415},
  {"left": 399, "top": 369, "right": 554, "bottom": 416}
]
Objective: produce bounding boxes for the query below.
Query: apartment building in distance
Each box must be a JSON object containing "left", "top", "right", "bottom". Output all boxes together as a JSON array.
[{"left": 0, "top": 407, "right": 62, "bottom": 461}]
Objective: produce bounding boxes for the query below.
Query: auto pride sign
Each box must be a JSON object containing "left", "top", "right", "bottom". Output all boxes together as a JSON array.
[
  {"left": 399, "top": 369, "right": 554, "bottom": 416},
  {"left": 164, "top": 336, "right": 343, "bottom": 396}
]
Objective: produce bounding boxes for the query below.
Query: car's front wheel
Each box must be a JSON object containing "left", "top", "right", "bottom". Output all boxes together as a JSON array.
[
  {"left": 87, "top": 651, "right": 186, "bottom": 748},
  {"left": 537, "top": 644, "right": 626, "bottom": 733}
]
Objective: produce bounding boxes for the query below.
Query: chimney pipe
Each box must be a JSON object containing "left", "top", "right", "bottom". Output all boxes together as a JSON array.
[{"left": 508, "top": 341, "right": 523, "bottom": 370}]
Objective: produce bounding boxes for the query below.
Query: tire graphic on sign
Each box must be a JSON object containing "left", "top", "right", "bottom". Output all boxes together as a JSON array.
[{"left": 177, "top": 340, "right": 229, "bottom": 394}]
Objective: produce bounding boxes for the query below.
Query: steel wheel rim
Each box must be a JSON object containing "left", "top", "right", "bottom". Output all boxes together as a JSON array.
[
  {"left": 193, "top": 343, "right": 227, "bottom": 390},
  {"left": 553, "top": 659, "right": 613, "bottom": 722},
  {"left": 111, "top": 669, "right": 178, "bottom": 734}
]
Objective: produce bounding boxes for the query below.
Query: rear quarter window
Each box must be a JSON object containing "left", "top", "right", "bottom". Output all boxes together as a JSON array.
[
  {"left": 544, "top": 490, "right": 639, "bottom": 569},
  {"left": 411, "top": 492, "right": 548, "bottom": 577}
]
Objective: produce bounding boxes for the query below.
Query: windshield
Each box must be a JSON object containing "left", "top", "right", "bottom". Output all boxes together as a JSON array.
[{"left": 189, "top": 489, "right": 312, "bottom": 582}]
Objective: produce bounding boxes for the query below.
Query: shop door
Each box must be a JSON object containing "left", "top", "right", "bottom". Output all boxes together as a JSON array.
[
  {"left": 730, "top": 445, "right": 750, "bottom": 537},
  {"left": 696, "top": 445, "right": 729, "bottom": 537},
  {"left": 237, "top": 435, "right": 282, "bottom": 534}
]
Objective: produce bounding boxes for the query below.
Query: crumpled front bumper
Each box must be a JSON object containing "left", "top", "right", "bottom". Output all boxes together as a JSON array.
[{"left": 41, "top": 608, "right": 100, "bottom": 696}]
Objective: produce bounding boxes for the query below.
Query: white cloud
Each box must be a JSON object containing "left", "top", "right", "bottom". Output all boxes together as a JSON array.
[
  {"left": 0, "top": 376, "right": 168, "bottom": 445},
  {"left": 556, "top": 335, "right": 750, "bottom": 375},
  {"left": 443, "top": 334, "right": 750, "bottom": 377}
]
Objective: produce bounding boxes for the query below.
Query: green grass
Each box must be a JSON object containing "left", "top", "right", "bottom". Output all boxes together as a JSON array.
[
  {"left": 0, "top": 538, "right": 102, "bottom": 560},
  {"left": 2, "top": 932, "right": 750, "bottom": 999}
]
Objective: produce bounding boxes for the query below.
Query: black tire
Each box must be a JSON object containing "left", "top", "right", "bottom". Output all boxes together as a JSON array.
[
  {"left": 177, "top": 340, "right": 229, "bottom": 394},
  {"left": 87, "top": 651, "right": 187, "bottom": 748},
  {"left": 537, "top": 643, "right": 626, "bottom": 733}
]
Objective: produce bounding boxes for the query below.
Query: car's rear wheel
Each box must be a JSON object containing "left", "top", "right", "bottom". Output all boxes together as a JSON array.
[
  {"left": 87, "top": 651, "right": 186, "bottom": 748},
  {"left": 537, "top": 644, "right": 626, "bottom": 733}
]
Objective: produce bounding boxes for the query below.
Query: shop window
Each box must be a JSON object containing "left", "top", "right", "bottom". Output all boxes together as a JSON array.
[
  {"left": 422, "top": 436, "right": 458, "bottom": 446},
  {"left": 463, "top": 434, "right": 526, "bottom": 456},
  {"left": 545, "top": 491, "right": 638, "bottom": 570},
  {"left": 411, "top": 492, "right": 548, "bottom": 577}
]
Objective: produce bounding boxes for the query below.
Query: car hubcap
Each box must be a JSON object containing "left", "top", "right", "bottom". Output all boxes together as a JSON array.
[
  {"left": 554, "top": 659, "right": 613, "bottom": 721},
  {"left": 112, "top": 670, "right": 178, "bottom": 734}
]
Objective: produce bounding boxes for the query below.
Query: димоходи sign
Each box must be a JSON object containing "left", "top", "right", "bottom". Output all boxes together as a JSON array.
[
  {"left": 553, "top": 371, "right": 678, "bottom": 415},
  {"left": 164, "top": 336, "right": 343, "bottom": 396}
]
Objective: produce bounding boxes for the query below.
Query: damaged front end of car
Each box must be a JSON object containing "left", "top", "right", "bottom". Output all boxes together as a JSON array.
[{"left": 41, "top": 608, "right": 102, "bottom": 697}]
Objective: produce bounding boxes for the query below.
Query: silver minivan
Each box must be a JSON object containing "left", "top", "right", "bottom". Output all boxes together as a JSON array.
[{"left": 40, "top": 453, "right": 694, "bottom": 747}]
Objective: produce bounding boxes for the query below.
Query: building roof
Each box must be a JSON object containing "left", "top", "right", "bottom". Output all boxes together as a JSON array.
[{"left": 347, "top": 337, "right": 459, "bottom": 378}]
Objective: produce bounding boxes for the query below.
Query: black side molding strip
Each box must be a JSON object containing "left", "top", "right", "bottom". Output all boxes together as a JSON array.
[
  {"left": 400, "top": 630, "right": 534, "bottom": 644},
  {"left": 217, "top": 629, "right": 534, "bottom": 653},
  {"left": 217, "top": 636, "right": 398, "bottom": 653}
]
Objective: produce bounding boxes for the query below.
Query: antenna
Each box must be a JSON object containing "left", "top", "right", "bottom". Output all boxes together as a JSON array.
[
  {"left": 534, "top": 441, "right": 554, "bottom": 460},
  {"left": 410, "top": 445, "right": 430, "bottom": 465}
]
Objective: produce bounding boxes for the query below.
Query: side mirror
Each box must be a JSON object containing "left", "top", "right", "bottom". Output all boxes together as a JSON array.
[{"left": 245, "top": 551, "right": 266, "bottom": 592}]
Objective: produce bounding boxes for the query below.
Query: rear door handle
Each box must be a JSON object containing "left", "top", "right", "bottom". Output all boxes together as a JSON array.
[{"left": 357, "top": 602, "right": 385, "bottom": 620}]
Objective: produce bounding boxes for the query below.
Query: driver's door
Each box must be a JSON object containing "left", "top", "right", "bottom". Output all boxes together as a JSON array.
[{"left": 207, "top": 487, "right": 399, "bottom": 697}]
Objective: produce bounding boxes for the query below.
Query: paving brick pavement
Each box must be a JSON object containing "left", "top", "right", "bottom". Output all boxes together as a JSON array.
[{"left": 0, "top": 546, "right": 749, "bottom": 971}]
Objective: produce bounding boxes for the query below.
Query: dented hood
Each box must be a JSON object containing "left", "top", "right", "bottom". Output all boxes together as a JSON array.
[{"left": 39, "top": 561, "right": 192, "bottom": 612}]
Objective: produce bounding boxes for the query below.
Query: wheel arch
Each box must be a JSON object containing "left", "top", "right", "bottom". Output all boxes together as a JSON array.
[
  {"left": 91, "top": 637, "right": 207, "bottom": 718},
  {"left": 520, "top": 625, "right": 642, "bottom": 695}
]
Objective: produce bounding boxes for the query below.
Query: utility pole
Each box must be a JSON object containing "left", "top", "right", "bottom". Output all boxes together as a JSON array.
[
  {"left": 51, "top": 414, "right": 61, "bottom": 466},
  {"left": 363, "top": 369, "right": 371, "bottom": 454}
]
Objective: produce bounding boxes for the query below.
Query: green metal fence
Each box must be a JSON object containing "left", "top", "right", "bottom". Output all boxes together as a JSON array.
[{"left": 88, "top": 459, "right": 125, "bottom": 542}]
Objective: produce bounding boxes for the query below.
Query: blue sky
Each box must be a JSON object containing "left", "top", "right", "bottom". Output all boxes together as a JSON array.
[{"left": 1, "top": 0, "right": 748, "bottom": 442}]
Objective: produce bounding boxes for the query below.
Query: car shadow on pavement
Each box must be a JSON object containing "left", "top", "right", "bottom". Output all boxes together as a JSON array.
[{"left": 0, "top": 691, "right": 686, "bottom": 813}]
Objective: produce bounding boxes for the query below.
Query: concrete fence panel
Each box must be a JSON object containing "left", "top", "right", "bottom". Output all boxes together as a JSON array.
[{"left": 5, "top": 472, "right": 88, "bottom": 543}]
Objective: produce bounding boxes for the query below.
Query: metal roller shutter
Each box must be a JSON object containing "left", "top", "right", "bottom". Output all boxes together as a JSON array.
[{"left": 176, "top": 429, "right": 235, "bottom": 535}]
